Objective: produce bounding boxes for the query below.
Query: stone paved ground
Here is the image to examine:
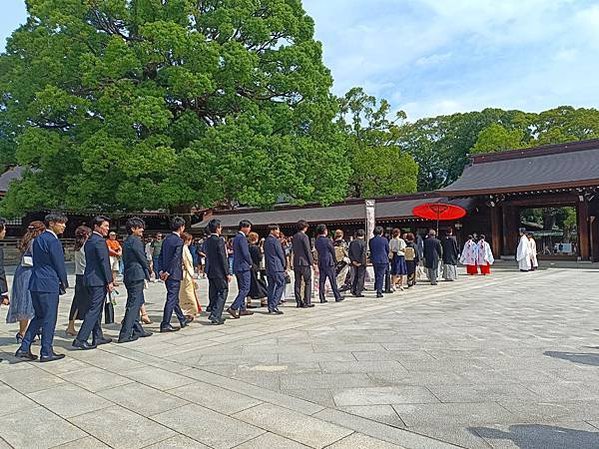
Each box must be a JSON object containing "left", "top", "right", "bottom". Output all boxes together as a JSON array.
[{"left": 1, "top": 267, "right": 599, "bottom": 448}]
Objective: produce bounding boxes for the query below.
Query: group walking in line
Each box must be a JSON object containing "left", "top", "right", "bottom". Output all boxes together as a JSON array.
[{"left": 0, "top": 212, "right": 522, "bottom": 363}]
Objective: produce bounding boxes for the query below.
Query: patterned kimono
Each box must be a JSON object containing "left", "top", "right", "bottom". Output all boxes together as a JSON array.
[{"left": 459, "top": 239, "right": 478, "bottom": 275}]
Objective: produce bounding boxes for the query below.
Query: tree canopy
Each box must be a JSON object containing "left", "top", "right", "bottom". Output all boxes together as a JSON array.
[{"left": 0, "top": 0, "right": 351, "bottom": 216}]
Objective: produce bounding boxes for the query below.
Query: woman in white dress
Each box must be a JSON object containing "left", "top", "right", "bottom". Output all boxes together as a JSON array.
[
  {"left": 459, "top": 235, "right": 478, "bottom": 275},
  {"left": 476, "top": 235, "right": 494, "bottom": 275}
]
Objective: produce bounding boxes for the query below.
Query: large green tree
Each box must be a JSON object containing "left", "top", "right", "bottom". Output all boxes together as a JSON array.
[
  {"left": 337, "top": 88, "right": 418, "bottom": 198},
  {"left": 0, "top": 0, "right": 350, "bottom": 216}
]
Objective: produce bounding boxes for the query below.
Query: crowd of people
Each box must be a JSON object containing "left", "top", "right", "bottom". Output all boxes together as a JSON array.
[{"left": 0, "top": 213, "right": 535, "bottom": 363}]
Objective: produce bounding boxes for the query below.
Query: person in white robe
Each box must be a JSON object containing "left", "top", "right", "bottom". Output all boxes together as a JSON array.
[
  {"left": 476, "top": 235, "right": 494, "bottom": 275},
  {"left": 527, "top": 233, "right": 538, "bottom": 270},
  {"left": 516, "top": 228, "right": 531, "bottom": 272},
  {"left": 459, "top": 235, "right": 478, "bottom": 275}
]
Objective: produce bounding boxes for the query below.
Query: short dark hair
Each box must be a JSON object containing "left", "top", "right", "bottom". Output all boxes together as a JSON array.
[
  {"left": 126, "top": 217, "right": 146, "bottom": 235},
  {"left": 0, "top": 217, "right": 6, "bottom": 232},
  {"left": 373, "top": 226, "right": 383, "bottom": 236},
  {"left": 207, "top": 218, "right": 221, "bottom": 234},
  {"left": 356, "top": 229, "right": 365, "bottom": 238},
  {"left": 46, "top": 212, "right": 68, "bottom": 227},
  {"left": 93, "top": 215, "right": 110, "bottom": 228},
  {"left": 296, "top": 220, "right": 309, "bottom": 232},
  {"left": 315, "top": 224, "right": 327, "bottom": 236},
  {"left": 239, "top": 219, "right": 252, "bottom": 230},
  {"left": 446, "top": 228, "right": 453, "bottom": 236},
  {"left": 480, "top": 234, "right": 486, "bottom": 240},
  {"left": 170, "top": 216, "right": 185, "bottom": 231},
  {"left": 268, "top": 224, "right": 280, "bottom": 232}
]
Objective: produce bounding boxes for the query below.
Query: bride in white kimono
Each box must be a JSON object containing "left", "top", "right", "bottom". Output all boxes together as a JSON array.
[
  {"left": 528, "top": 233, "right": 538, "bottom": 270},
  {"left": 516, "top": 228, "right": 531, "bottom": 272}
]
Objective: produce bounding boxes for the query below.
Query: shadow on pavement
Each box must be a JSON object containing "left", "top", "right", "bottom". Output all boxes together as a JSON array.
[
  {"left": 470, "top": 424, "right": 599, "bottom": 449},
  {"left": 544, "top": 350, "right": 599, "bottom": 366}
]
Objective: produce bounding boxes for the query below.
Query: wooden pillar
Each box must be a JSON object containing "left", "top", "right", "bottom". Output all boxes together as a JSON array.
[
  {"left": 490, "top": 205, "right": 502, "bottom": 257},
  {"left": 502, "top": 205, "right": 520, "bottom": 255},
  {"left": 578, "top": 200, "right": 590, "bottom": 260}
]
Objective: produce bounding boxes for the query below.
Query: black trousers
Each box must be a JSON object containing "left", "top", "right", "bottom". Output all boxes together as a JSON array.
[
  {"left": 119, "top": 280, "right": 145, "bottom": 339},
  {"left": 208, "top": 278, "right": 228, "bottom": 321},
  {"left": 293, "top": 265, "right": 312, "bottom": 305},
  {"left": 318, "top": 265, "right": 341, "bottom": 301},
  {"left": 77, "top": 285, "right": 106, "bottom": 343},
  {"left": 351, "top": 265, "right": 366, "bottom": 295}
]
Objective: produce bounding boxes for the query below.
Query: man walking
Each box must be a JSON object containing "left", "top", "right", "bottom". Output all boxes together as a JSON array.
[
  {"left": 369, "top": 226, "right": 389, "bottom": 298},
  {"left": 349, "top": 229, "right": 367, "bottom": 297},
  {"left": 151, "top": 233, "right": 163, "bottom": 281},
  {"left": 118, "top": 217, "right": 152, "bottom": 343},
  {"left": 16, "top": 213, "right": 69, "bottom": 362},
  {"left": 73, "top": 216, "right": 113, "bottom": 350},
  {"left": 205, "top": 219, "right": 230, "bottom": 324},
  {"left": 159, "top": 216, "right": 190, "bottom": 332},
  {"left": 315, "top": 224, "right": 344, "bottom": 303},
  {"left": 292, "top": 220, "right": 314, "bottom": 308},
  {"left": 264, "top": 224, "right": 286, "bottom": 314},
  {"left": 228, "top": 220, "right": 254, "bottom": 318},
  {"left": 441, "top": 228, "right": 459, "bottom": 281},
  {"left": 424, "top": 229, "right": 443, "bottom": 285}
]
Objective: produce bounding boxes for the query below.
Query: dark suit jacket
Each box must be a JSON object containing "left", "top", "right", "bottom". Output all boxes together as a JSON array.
[
  {"left": 264, "top": 234, "right": 286, "bottom": 274},
  {"left": 84, "top": 232, "right": 112, "bottom": 287},
  {"left": 160, "top": 233, "right": 184, "bottom": 281},
  {"left": 232, "top": 232, "right": 252, "bottom": 273},
  {"left": 424, "top": 237, "right": 443, "bottom": 269},
  {"left": 292, "top": 232, "right": 313, "bottom": 267},
  {"left": 315, "top": 236, "right": 336, "bottom": 268},
  {"left": 249, "top": 244, "right": 262, "bottom": 271},
  {"left": 0, "top": 246, "right": 7, "bottom": 296},
  {"left": 205, "top": 234, "right": 229, "bottom": 280},
  {"left": 123, "top": 235, "right": 150, "bottom": 284},
  {"left": 369, "top": 235, "right": 390, "bottom": 265},
  {"left": 441, "top": 236, "right": 459, "bottom": 265},
  {"left": 29, "top": 231, "right": 68, "bottom": 293},
  {"left": 349, "top": 239, "right": 367, "bottom": 265}
]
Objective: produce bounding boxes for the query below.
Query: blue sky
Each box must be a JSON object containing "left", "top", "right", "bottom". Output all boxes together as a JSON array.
[{"left": 3, "top": 0, "right": 599, "bottom": 120}]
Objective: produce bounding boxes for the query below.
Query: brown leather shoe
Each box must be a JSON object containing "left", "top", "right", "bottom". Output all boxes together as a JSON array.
[
  {"left": 226, "top": 307, "right": 240, "bottom": 319},
  {"left": 239, "top": 310, "right": 254, "bottom": 316}
]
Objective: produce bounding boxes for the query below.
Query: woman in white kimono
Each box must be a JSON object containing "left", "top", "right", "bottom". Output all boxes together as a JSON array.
[
  {"left": 459, "top": 235, "right": 478, "bottom": 275},
  {"left": 516, "top": 228, "right": 531, "bottom": 272},
  {"left": 527, "top": 233, "right": 538, "bottom": 271},
  {"left": 476, "top": 235, "right": 494, "bottom": 275}
]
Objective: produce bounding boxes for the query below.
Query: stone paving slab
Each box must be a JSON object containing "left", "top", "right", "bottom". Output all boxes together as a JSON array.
[{"left": 2, "top": 268, "right": 599, "bottom": 448}]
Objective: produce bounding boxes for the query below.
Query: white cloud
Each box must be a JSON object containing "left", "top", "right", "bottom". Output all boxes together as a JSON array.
[{"left": 303, "top": 0, "right": 599, "bottom": 120}]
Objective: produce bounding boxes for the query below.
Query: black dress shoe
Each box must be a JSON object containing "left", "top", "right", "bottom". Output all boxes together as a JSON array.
[
  {"left": 160, "top": 325, "right": 179, "bottom": 333},
  {"left": 72, "top": 339, "right": 97, "bottom": 350},
  {"left": 15, "top": 349, "right": 38, "bottom": 360},
  {"left": 376, "top": 293, "right": 384, "bottom": 298},
  {"left": 117, "top": 335, "right": 139, "bottom": 344},
  {"left": 226, "top": 307, "right": 240, "bottom": 319},
  {"left": 300, "top": 303, "right": 315, "bottom": 308},
  {"left": 134, "top": 331, "right": 153, "bottom": 338},
  {"left": 94, "top": 337, "right": 112, "bottom": 346},
  {"left": 354, "top": 294, "right": 365, "bottom": 297},
  {"left": 296, "top": 302, "right": 304, "bottom": 308},
  {"left": 335, "top": 297, "right": 345, "bottom": 302},
  {"left": 40, "top": 353, "right": 65, "bottom": 363},
  {"left": 268, "top": 308, "right": 284, "bottom": 315},
  {"left": 179, "top": 317, "right": 193, "bottom": 328},
  {"left": 320, "top": 299, "right": 328, "bottom": 304},
  {"left": 210, "top": 319, "right": 225, "bottom": 325}
]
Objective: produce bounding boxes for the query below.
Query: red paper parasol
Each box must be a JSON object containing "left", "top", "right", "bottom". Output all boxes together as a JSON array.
[{"left": 412, "top": 202, "right": 467, "bottom": 233}]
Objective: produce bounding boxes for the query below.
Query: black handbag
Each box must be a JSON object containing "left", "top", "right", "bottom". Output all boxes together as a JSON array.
[{"left": 104, "top": 292, "right": 115, "bottom": 324}]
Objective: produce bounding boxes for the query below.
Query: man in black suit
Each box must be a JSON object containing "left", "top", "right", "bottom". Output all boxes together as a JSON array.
[
  {"left": 349, "top": 229, "right": 367, "bottom": 297},
  {"left": 423, "top": 229, "right": 443, "bottom": 285},
  {"left": 291, "top": 220, "right": 314, "bottom": 308},
  {"left": 314, "top": 224, "right": 344, "bottom": 303},
  {"left": 73, "top": 215, "right": 113, "bottom": 350},
  {"left": 264, "top": 224, "right": 286, "bottom": 314},
  {"left": 118, "top": 217, "right": 153, "bottom": 343},
  {"left": 159, "top": 216, "right": 190, "bottom": 332},
  {"left": 228, "top": 220, "right": 254, "bottom": 318},
  {"left": 0, "top": 217, "right": 8, "bottom": 307},
  {"left": 205, "top": 219, "right": 230, "bottom": 324}
]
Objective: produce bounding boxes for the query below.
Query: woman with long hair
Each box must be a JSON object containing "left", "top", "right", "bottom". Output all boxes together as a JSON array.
[
  {"left": 66, "top": 225, "right": 92, "bottom": 336},
  {"left": 179, "top": 232, "right": 201, "bottom": 320},
  {"left": 6, "top": 220, "right": 46, "bottom": 342}
]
